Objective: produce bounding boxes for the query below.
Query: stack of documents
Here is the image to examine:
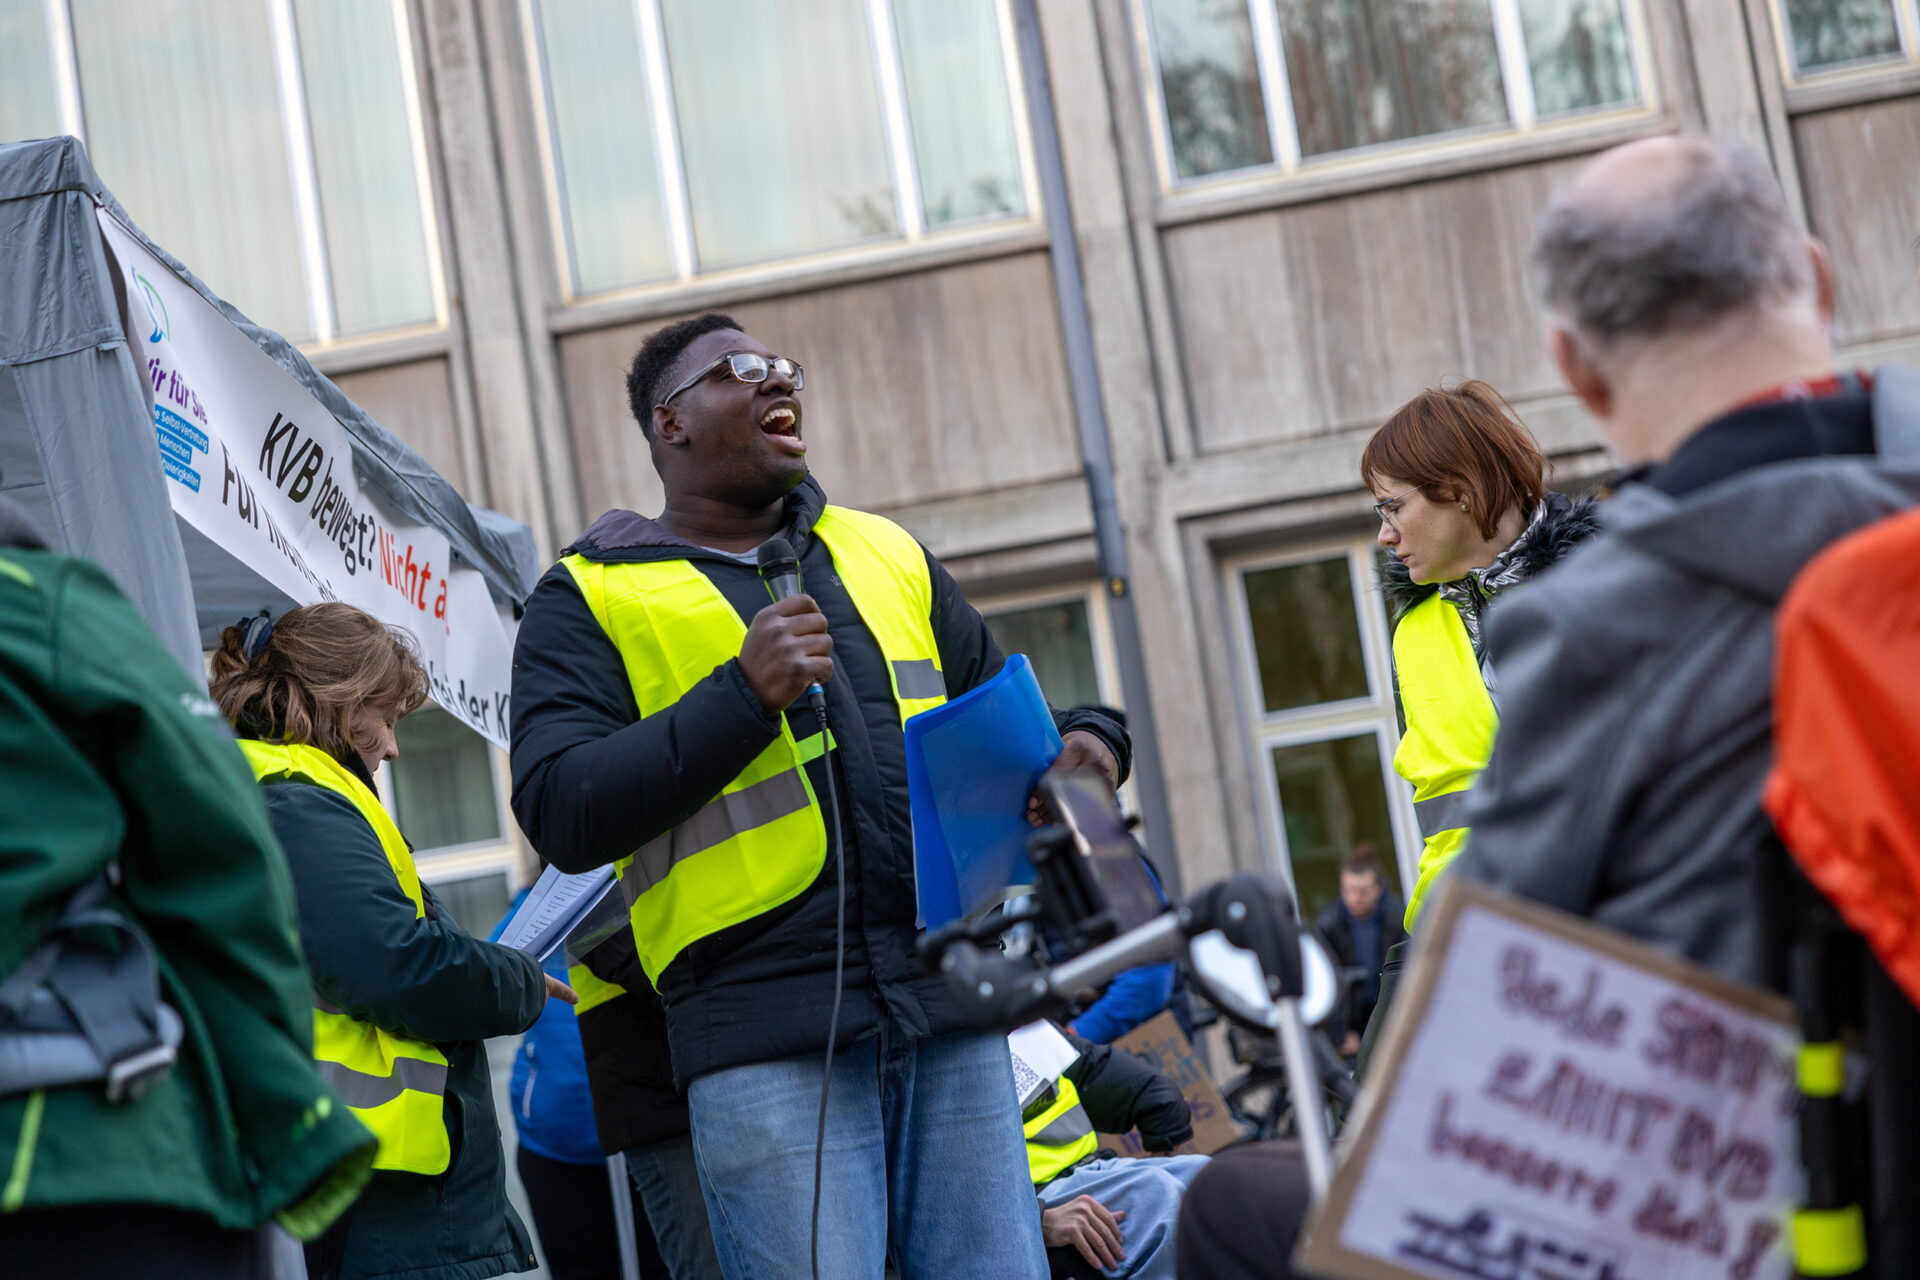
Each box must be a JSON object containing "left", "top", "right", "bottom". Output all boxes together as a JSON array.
[{"left": 495, "top": 864, "right": 619, "bottom": 961}]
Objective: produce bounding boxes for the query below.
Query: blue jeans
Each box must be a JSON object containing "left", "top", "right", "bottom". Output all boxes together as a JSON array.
[
  {"left": 1039, "top": 1156, "right": 1210, "bottom": 1280},
  {"left": 625, "top": 1134, "right": 726, "bottom": 1280},
  {"left": 685, "top": 1027, "right": 1049, "bottom": 1279}
]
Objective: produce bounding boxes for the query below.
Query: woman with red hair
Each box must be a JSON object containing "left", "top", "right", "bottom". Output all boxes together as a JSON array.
[{"left": 1362, "top": 381, "right": 1598, "bottom": 931}]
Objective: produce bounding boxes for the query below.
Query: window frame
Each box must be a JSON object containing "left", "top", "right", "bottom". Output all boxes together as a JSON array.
[
  {"left": 30, "top": 0, "right": 448, "bottom": 351},
  {"left": 518, "top": 0, "right": 1046, "bottom": 307},
  {"left": 1130, "top": 0, "right": 1662, "bottom": 205},
  {"left": 1766, "top": 0, "right": 1920, "bottom": 92},
  {"left": 1224, "top": 538, "right": 1422, "bottom": 910},
  {"left": 974, "top": 581, "right": 1123, "bottom": 710},
  {"left": 375, "top": 740, "right": 526, "bottom": 888}
]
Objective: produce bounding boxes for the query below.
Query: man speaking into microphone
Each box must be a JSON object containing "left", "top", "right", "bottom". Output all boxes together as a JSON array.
[{"left": 510, "top": 314, "right": 1128, "bottom": 1279}]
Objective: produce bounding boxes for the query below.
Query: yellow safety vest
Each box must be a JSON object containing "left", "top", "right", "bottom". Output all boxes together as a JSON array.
[
  {"left": 1024, "top": 1075, "right": 1098, "bottom": 1186},
  {"left": 566, "top": 963, "right": 626, "bottom": 1017},
  {"left": 1391, "top": 593, "right": 1498, "bottom": 931},
  {"left": 561, "top": 505, "right": 948, "bottom": 984},
  {"left": 239, "top": 739, "right": 452, "bottom": 1175}
]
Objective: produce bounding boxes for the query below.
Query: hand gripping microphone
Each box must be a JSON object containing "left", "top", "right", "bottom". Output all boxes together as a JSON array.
[
  {"left": 756, "top": 537, "right": 828, "bottom": 720},
  {"left": 757, "top": 535, "right": 842, "bottom": 1280}
]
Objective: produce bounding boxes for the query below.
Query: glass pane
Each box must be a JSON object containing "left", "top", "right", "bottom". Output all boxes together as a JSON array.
[
  {"left": 294, "top": 0, "right": 435, "bottom": 335},
  {"left": 661, "top": 0, "right": 897, "bottom": 269},
  {"left": 1243, "top": 557, "right": 1369, "bottom": 713},
  {"left": 1519, "top": 0, "right": 1640, "bottom": 116},
  {"left": 1784, "top": 0, "right": 1903, "bottom": 73},
  {"left": 426, "top": 871, "right": 511, "bottom": 941},
  {"left": 392, "top": 706, "right": 502, "bottom": 851},
  {"left": 1145, "top": 0, "right": 1274, "bottom": 180},
  {"left": 893, "top": 0, "right": 1027, "bottom": 227},
  {"left": 1277, "top": 0, "right": 1508, "bottom": 158},
  {"left": 1270, "top": 733, "right": 1401, "bottom": 923},
  {"left": 535, "top": 0, "right": 675, "bottom": 293},
  {"left": 71, "top": 0, "right": 312, "bottom": 341},
  {"left": 986, "top": 599, "right": 1104, "bottom": 710},
  {"left": 1, "top": 0, "right": 62, "bottom": 143}
]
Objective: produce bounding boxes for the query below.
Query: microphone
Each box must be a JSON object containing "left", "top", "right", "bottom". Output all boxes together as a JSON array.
[{"left": 756, "top": 537, "right": 827, "bottom": 719}]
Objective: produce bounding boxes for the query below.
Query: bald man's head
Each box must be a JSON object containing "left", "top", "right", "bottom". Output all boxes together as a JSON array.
[{"left": 1528, "top": 136, "right": 1813, "bottom": 356}]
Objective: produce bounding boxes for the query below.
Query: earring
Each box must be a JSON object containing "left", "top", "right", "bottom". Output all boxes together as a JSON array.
[{"left": 1459, "top": 503, "right": 1469, "bottom": 512}]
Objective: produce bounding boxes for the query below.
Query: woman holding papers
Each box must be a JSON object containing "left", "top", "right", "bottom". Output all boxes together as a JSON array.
[{"left": 211, "top": 603, "right": 563, "bottom": 1280}]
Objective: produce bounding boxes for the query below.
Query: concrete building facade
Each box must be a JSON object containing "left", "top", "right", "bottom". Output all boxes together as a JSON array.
[{"left": 6, "top": 0, "right": 1918, "bottom": 930}]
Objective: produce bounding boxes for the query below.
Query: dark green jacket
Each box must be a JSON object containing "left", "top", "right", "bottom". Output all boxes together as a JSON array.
[
  {"left": 260, "top": 781, "right": 546, "bottom": 1280},
  {"left": 0, "top": 536, "right": 375, "bottom": 1235}
]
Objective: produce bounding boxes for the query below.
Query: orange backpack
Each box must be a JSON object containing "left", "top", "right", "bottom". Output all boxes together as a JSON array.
[{"left": 1764, "top": 505, "right": 1920, "bottom": 1008}]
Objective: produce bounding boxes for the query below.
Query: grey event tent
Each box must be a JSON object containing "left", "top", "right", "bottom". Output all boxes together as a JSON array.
[{"left": 0, "top": 135, "right": 536, "bottom": 682}]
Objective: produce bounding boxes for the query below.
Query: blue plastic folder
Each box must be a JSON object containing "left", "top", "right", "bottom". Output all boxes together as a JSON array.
[{"left": 906, "top": 653, "right": 1062, "bottom": 928}]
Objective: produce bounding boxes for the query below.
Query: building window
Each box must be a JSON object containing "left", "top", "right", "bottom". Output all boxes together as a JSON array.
[
  {"left": 3, "top": 0, "right": 441, "bottom": 345},
  {"left": 1230, "top": 542, "right": 1416, "bottom": 923},
  {"left": 1776, "top": 0, "right": 1916, "bottom": 78},
  {"left": 1138, "top": 0, "right": 1647, "bottom": 187},
  {"left": 391, "top": 706, "right": 505, "bottom": 853},
  {"left": 526, "top": 0, "right": 1035, "bottom": 298},
  {"left": 980, "top": 591, "right": 1114, "bottom": 712},
  {"left": 381, "top": 706, "right": 525, "bottom": 926}
]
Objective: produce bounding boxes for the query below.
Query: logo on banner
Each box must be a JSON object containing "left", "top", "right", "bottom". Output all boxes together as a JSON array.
[{"left": 135, "top": 270, "right": 169, "bottom": 344}]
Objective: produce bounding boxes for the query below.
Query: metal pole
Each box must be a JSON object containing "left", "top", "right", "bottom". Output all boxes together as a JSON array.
[
  {"left": 1010, "top": 0, "right": 1180, "bottom": 886},
  {"left": 606, "top": 1153, "right": 642, "bottom": 1280}
]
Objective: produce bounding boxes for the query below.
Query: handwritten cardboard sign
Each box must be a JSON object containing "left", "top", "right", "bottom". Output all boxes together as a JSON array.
[
  {"left": 1095, "top": 1011, "right": 1245, "bottom": 1157},
  {"left": 1296, "top": 879, "right": 1798, "bottom": 1280}
]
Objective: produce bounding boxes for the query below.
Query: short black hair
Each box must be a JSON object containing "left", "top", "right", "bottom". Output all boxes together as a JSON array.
[{"left": 625, "top": 312, "right": 743, "bottom": 439}]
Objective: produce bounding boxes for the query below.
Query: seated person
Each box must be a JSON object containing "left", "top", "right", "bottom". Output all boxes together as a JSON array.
[
  {"left": 1312, "top": 848, "right": 1407, "bottom": 1058},
  {"left": 1027, "top": 1026, "right": 1209, "bottom": 1280}
]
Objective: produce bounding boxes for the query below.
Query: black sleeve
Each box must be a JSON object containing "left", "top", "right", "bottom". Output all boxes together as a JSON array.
[
  {"left": 925, "top": 549, "right": 1133, "bottom": 783},
  {"left": 509, "top": 565, "right": 784, "bottom": 872},
  {"left": 265, "top": 784, "right": 547, "bottom": 1044},
  {"left": 1062, "top": 1029, "right": 1192, "bottom": 1151},
  {"left": 582, "top": 927, "right": 650, "bottom": 995}
]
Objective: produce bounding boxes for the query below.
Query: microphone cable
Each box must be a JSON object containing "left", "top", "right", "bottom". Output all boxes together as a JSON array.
[
  {"left": 808, "top": 685, "right": 843, "bottom": 1280},
  {"left": 752, "top": 537, "right": 844, "bottom": 1280}
]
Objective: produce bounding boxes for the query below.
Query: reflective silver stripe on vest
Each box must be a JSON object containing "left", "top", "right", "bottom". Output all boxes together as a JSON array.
[
  {"left": 1414, "top": 789, "right": 1474, "bottom": 838},
  {"left": 891, "top": 658, "right": 944, "bottom": 700},
  {"left": 318, "top": 1056, "right": 448, "bottom": 1109},
  {"left": 627, "top": 767, "right": 814, "bottom": 891},
  {"left": 314, "top": 994, "right": 346, "bottom": 1016},
  {"left": 1031, "top": 1104, "right": 1094, "bottom": 1148}
]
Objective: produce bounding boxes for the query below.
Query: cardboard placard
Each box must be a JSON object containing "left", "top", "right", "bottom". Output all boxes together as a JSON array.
[
  {"left": 1295, "top": 878, "right": 1799, "bottom": 1280},
  {"left": 1095, "top": 1011, "right": 1245, "bottom": 1157}
]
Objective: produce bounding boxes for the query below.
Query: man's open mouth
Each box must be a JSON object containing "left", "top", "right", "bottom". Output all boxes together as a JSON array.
[{"left": 759, "top": 404, "right": 799, "bottom": 438}]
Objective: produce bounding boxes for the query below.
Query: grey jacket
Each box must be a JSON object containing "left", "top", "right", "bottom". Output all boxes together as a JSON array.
[{"left": 1451, "top": 367, "right": 1920, "bottom": 986}]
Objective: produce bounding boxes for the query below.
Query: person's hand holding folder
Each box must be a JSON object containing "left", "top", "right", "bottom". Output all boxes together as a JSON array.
[{"left": 1026, "top": 730, "right": 1121, "bottom": 826}]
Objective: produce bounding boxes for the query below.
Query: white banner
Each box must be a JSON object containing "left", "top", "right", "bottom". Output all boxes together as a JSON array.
[{"left": 99, "top": 211, "right": 514, "bottom": 748}]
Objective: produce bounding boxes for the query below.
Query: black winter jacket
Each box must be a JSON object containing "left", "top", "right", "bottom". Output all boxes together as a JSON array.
[
  {"left": 261, "top": 781, "right": 546, "bottom": 1280},
  {"left": 511, "top": 478, "right": 1131, "bottom": 1084},
  {"left": 573, "top": 930, "right": 687, "bottom": 1155},
  {"left": 1062, "top": 1030, "right": 1191, "bottom": 1155}
]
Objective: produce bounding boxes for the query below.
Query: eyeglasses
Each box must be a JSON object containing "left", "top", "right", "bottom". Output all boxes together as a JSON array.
[
  {"left": 1372, "top": 486, "right": 1420, "bottom": 530},
  {"left": 658, "top": 351, "right": 804, "bottom": 408}
]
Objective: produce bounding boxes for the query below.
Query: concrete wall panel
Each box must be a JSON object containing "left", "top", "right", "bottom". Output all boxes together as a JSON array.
[
  {"left": 556, "top": 251, "right": 1080, "bottom": 527},
  {"left": 1163, "top": 158, "right": 1582, "bottom": 455},
  {"left": 1794, "top": 96, "right": 1920, "bottom": 348}
]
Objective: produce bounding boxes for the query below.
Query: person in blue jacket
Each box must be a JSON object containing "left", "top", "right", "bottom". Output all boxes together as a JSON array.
[
  {"left": 492, "top": 895, "right": 668, "bottom": 1280},
  {"left": 1048, "top": 857, "right": 1190, "bottom": 1045}
]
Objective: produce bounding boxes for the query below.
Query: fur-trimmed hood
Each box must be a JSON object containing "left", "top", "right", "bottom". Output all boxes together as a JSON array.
[{"left": 1380, "top": 490, "right": 1601, "bottom": 624}]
